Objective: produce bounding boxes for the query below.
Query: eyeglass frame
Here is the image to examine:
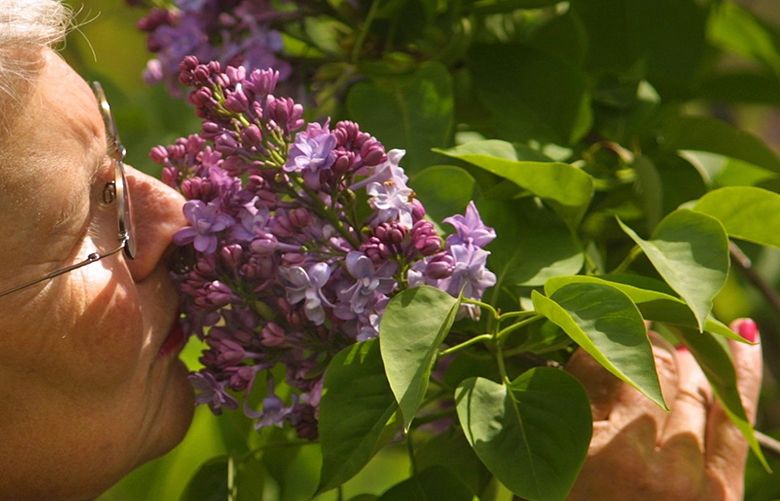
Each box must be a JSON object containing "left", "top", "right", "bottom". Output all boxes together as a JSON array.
[{"left": 0, "top": 81, "right": 136, "bottom": 299}]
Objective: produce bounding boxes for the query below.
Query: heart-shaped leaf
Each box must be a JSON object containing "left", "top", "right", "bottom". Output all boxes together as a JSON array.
[
  {"left": 380, "top": 286, "right": 460, "bottom": 431},
  {"left": 318, "top": 340, "right": 399, "bottom": 492},
  {"left": 532, "top": 283, "right": 666, "bottom": 408},
  {"left": 455, "top": 368, "right": 592, "bottom": 501},
  {"left": 618, "top": 209, "right": 729, "bottom": 331}
]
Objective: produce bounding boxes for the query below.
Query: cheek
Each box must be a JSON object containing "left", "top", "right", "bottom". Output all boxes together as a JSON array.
[{"left": 68, "top": 269, "right": 145, "bottom": 391}]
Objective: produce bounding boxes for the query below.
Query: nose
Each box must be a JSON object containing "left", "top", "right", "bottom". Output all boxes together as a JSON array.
[{"left": 123, "top": 164, "right": 186, "bottom": 282}]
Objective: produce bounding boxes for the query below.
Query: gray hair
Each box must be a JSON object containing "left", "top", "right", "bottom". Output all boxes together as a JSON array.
[{"left": 0, "top": 0, "right": 72, "bottom": 100}]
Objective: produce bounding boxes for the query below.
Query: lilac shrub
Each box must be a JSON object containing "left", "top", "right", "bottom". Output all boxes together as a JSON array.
[
  {"left": 134, "top": 0, "right": 291, "bottom": 94},
  {"left": 152, "top": 56, "right": 496, "bottom": 439}
]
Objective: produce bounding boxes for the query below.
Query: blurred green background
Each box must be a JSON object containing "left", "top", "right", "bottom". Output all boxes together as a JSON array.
[{"left": 60, "top": 1, "right": 780, "bottom": 499}]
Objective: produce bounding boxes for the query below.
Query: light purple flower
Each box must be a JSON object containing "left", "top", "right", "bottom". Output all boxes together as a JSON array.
[
  {"left": 439, "top": 243, "right": 497, "bottom": 299},
  {"left": 279, "top": 263, "right": 334, "bottom": 325},
  {"left": 284, "top": 123, "right": 337, "bottom": 177},
  {"left": 444, "top": 201, "right": 496, "bottom": 247},
  {"left": 367, "top": 177, "right": 414, "bottom": 228},
  {"left": 338, "top": 251, "right": 396, "bottom": 317},
  {"left": 175, "top": 200, "right": 235, "bottom": 254}
]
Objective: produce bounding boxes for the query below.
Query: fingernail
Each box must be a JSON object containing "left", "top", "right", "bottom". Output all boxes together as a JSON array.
[
  {"left": 676, "top": 344, "right": 688, "bottom": 353},
  {"left": 736, "top": 318, "right": 759, "bottom": 343}
]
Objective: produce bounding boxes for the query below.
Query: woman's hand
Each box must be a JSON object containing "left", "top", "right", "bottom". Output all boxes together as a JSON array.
[{"left": 566, "top": 320, "right": 762, "bottom": 501}]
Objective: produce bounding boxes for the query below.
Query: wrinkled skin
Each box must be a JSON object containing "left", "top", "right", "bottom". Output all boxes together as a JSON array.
[
  {"left": 567, "top": 324, "right": 762, "bottom": 501},
  {"left": 0, "top": 50, "right": 193, "bottom": 499}
]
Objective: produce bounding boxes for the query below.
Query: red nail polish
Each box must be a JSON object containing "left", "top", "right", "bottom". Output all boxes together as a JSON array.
[
  {"left": 676, "top": 344, "right": 688, "bottom": 352},
  {"left": 737, "top": 318, "right": 759, "bottom": 343}
]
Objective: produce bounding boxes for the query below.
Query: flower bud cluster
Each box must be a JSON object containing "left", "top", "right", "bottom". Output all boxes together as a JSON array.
[
  {"left": 153, "top": 57, "right": 496, "bottom": 439},
  {"left": 131, "top": 0, "right": 291, "bottom": 94}
]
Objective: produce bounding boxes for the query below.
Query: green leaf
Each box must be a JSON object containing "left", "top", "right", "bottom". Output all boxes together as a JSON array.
[
  {"left": 618, "top": 209, "right": 730, "bottom": 331},
  {"left": 455, "top": 369, "right": 592, "bottom": 501},
  {"left": 416, "top": 429, "right": 491, "bottom": 496},
  {"left": 378, "top": 465, "right": 474, "bottom": 501},
  {"left": 708, "top": 2, "right": 780, "bottom": 77},
  {"left": 467, "top": 44, "right": 592, "bottom": 145},
  {"left": 380, "top": 286, "right": 460, "bottom": 431},
  {"left": 694, "top": 186, "right": 780, "bottom": 249},
  {"left": 544, "top": 275, "right": 746, "bottom": 343},
  {"left": 658, "top": 115, "right": 780, "bottom": 174},
  {"left": 531, "top": 284, "right": 666, "bottom": 409},
  {"left": 670, "top": 327, "right": 770, "bottom": 471},
  {"left": 410, "top": 165, "right": 475, "bottom": 225},
  {"left": 700, "top": 72, "right": 780, "bottom": 106},
  {"left": 347, "top": 62, "right": 453, "bottom": 174},
  {"left": 318, "top": 340, "right": 399, "bottom": 492},
  {"left": 179, "top": 456, "right": 230, "bottom": 501},
  {"left": 476, "top": 198, "right": 583, "bottom": 287},
  {"left": 633, "top": 156, "right": 663, "bottom": 231},
  {"left": 436, "top": 144, "right": 594, "bottom": 226},
  {"left": 572, "top": 0, "right": 706, "bottom": 95}
]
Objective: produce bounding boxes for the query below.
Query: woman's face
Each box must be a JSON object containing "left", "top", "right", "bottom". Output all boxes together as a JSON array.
[{"left": 0, "top": 50, "right": 193, "bottom": 498}]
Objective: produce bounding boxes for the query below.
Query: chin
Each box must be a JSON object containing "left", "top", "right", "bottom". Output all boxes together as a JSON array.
[{"left": 137, "top": 358, "right": 195, "bottom": 465}]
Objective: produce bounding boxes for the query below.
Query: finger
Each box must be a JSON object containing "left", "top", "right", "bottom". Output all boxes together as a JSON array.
[
  {"left": 705, "top": 319, "right": 763, "bottom": 478},
  {"left": 659, "top": 345, "right": 712, "bottom": 451}
]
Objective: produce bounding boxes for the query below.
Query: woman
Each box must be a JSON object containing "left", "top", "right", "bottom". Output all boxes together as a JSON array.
[
  {"left": 0, "top": 1, "right": 764, "bottom": 499},
  {"left": 0, "top": 2, "right": 193, "bottom": 498}
]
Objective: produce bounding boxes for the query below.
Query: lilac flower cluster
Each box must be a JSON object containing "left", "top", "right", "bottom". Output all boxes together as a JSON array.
[
  {"left": 133, "top": 0, "right": 291, "bottom": 94},
  {"left": 152, "top": 56, "right": 496, "bottom": 439}
]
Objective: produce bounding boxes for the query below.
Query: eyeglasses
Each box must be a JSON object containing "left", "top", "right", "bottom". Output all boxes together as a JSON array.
[{"left": 0, "top": 81, "right": 136, "bottom": 298}]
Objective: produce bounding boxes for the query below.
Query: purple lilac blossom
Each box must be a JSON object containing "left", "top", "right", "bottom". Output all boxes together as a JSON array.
[
  {"left": 154, "top": 57, "right": 496, "bottom": 439},
  {"left": 133, "top": 0, "right": 291, "bottom": 94}
]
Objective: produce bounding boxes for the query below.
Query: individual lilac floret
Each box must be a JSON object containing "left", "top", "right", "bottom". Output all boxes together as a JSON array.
[
  {"left": 367, "top": 177, "right": 414, "bottom": 228},
  {"left": 189, "top": 371, "right": 238, "bottom": 415},
  {"left": 174, "top": 200, "right": 235, "bottom": 254},
  {"left": 284, "top": 123, "right": 337, "bottom": 188},
  {"left": 441, "top": 244, "right": 497, "bottom": 300},
  {"left": 444, "top": 201, "right": 496, "bottom": 247},
  {"left": 279, "top": 263, "right": 334, "bottom": 325},
  {"left": 338, "top": 252, "right": 396, "bottom": 317}
]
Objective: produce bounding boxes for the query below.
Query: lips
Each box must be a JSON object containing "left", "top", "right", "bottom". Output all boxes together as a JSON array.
[{"left": 158, "top": 312, "right": 188, "bottom": 358}]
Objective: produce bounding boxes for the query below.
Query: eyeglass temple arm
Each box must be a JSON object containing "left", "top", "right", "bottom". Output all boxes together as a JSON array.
[{"left": 0, "top": 241, "right": 126, "bottom": 298}]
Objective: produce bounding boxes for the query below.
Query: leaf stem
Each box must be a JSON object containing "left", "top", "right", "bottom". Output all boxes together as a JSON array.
[
  {"left": 438, "top": 333, "right": 493, "bottom": 357},
  {"left": 407, "top": 432, "right": 418, "bottom": 476},
  {"left": 729, "top": 241, "right": 780, "bottom": 319},
  {"left": 462, "top": 297, "right": 500, "bottom": 320},
  {"left": 611, "top": 245, "right": 642, "bottom": 274},
  {"left": 498, "top": 310, "right": 538, "bottom": 323},
  {"left": 496, "top": 315, "right": 543, "bottom": 342}
]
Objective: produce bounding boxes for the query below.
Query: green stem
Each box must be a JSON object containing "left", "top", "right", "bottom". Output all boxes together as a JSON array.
[
  {"left": 292, "top": 176, "right": 361, "bottom": 248},
  {"left": 352, "top": 0, "right": 380, "bottom": 63},
  {"left": 498, "top": 310, "right": 537, "bottom": 323},
  {"left": 438, "top": 333, "right": 493, "bottom": 357},
  {"left": 461, "top": 297, "right": 500, "bottom": 320},
  {"left": 496, "top": 315, "right": 543, "bottom": 342},
  {"left": 337, "top": 485, "right": 344, "bottom": 501},
  {"left": 407, "top": 432, "right": 418, "bottom": 476},
  {"left": 611, "top": 245, "right": 642, "bottom": 274},
  {"left": 495, "top": 341, "right": 510, "bottom": 385},
  {"left": 411, "top": 408, "right": 457, "bottom": 428}
]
